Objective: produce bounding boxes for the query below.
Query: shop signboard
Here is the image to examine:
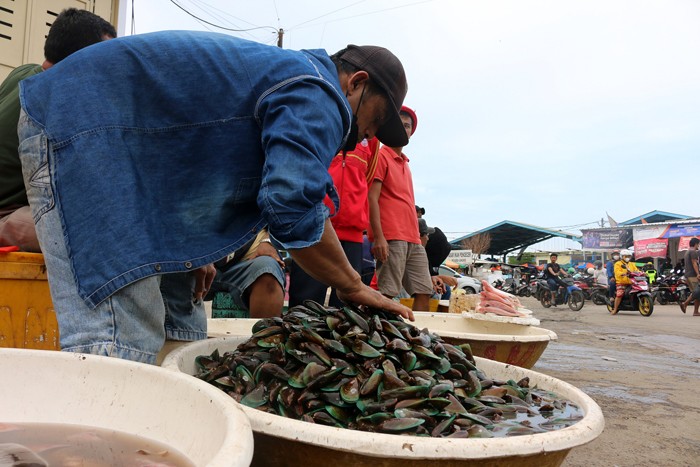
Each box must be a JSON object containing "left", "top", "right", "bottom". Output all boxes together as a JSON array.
[
  {"left": 677, "top": 236, "right": 696, "bottom": 251},
  {"left": 582, "top": 228, "right": 633, "bottom": 249},
  {"left": 446, "top": 249, "right": 473, "bottom": 266},
  {"left": 660, "top": 224, "right": 700, "bottom": 238},
  {"left": 633, "top": 238, "right": 668, "bottom": 258}
]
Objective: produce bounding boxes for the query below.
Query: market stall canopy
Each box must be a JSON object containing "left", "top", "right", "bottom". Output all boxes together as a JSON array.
[
  {"left": 450, "top": 221, "right": 581, "bottom": 256},
  {"left": 619, "top": 210, "right": 691, "bottom": 226}
]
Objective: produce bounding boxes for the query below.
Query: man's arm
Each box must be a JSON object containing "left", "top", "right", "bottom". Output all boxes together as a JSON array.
[
  {"left": 289, "top": 219, "right": 413, "bottom": 321},
  {"left": 368, "top": 180, "right": 388, "bottom": 263}
]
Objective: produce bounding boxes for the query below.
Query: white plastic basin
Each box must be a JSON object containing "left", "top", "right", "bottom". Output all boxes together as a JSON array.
[
  {"left": 412, "top": 312, "right": 557, "bottom": 368},
  {"left": 206, "top": 314, "right": 558, "bottom": 369},
  {"left": 0, "top": 348, "right": 253, "bottom": 467},
  {"left": 162, "top": 336, "right": 604, "bottom": 467}
]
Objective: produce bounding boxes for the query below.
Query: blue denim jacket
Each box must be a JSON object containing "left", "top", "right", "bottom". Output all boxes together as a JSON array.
[{"left": 19, "top": 31, "right": 350, "bottom": 308}]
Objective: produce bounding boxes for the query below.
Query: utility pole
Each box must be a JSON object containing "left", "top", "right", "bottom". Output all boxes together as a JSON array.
[{"left": 277, "top": 28, "right": 284, "bottom": 48}]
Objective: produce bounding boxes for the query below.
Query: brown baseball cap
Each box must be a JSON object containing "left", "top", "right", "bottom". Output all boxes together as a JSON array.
[{"left": 338, "top": 45, "right": 408, "bottom": 147}]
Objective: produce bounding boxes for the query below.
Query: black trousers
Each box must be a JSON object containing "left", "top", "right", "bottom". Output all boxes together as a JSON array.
[{"left": 288, "top": 240, "right": 363, "bottom": 308}]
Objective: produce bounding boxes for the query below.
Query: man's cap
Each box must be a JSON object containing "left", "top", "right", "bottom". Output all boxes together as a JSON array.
[
  {"left": 401, "top": 106, "right": 418, "bottom": 135},
  {"left": 418, "top": 219, "right": 435, "bottom": 237},
  {"left": 338, "top": 45, "right": 408, "bottom": 147}
]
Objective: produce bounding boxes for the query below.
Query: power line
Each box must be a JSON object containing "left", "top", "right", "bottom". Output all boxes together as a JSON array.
[
  {"left": 168, "top": 0, "right": 277, "bottom": 33},
  {"left": 290, "top": 0, "right": 433, "bottom": 32},
  {"left": 288, "top": 0, "right": 367, "bottom": 31}
]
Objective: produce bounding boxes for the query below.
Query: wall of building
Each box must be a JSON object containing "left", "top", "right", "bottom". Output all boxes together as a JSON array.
[{"left": 0, "top": 0, "right": 119, "bottom": 82}]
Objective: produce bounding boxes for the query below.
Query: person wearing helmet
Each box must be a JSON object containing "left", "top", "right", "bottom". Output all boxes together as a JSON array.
[
  {"left": 606, "top": 249, "right": 621, "bottom": 298},
  {"left": 368, "top": 106, "right": 434, "bottom": 311},
  {"left": 611, "top": 249, "right": 639, "bottom": 314}
]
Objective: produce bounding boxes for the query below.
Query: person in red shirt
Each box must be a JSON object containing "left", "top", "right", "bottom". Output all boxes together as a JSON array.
[
  {"left": 288, "top": 138, "right": 379, "bottom": 307},
  {"left": 368, "top": 106, "right": 433, "bottom": 310}
]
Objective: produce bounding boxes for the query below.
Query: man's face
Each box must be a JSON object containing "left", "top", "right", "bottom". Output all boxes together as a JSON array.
[
  {"left": 355, "top": 89, "right": 389, "bottom": 143},
  {"left": 400, "top": 114, "right": 413, "bottom": 141},
  {"left": 550, "top": 255, "right": 558, "bottom": 263}
]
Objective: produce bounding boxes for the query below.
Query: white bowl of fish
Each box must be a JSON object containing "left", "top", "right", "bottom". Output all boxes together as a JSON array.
[
  {"left": 0, "top": 348, "right": 253, "bottom": 467},
  {"left": 163, "top": 304, "right": 603, "bottom": 467}
]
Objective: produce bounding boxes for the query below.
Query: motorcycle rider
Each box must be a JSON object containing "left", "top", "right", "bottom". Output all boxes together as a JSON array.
[
  {"left": 544, "top": 253, "right": 569, "bottom": 305},
  {"left": 606, "top": 249, "right": 620, "bottom": 298},
  {"left": 611, "top": 249, "right": 639, "bottom": 315}
]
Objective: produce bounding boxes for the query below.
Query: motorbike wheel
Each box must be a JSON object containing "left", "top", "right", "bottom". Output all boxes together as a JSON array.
[
  {"left": 540, "top": 290, "right": 552, "bottom": 308},
  {"left": 568, "top": 290, "right": 585, "bottom": 311},
  {"left": 591, "top": 291, "right": 607, "bottom": 306},
  {"left": 520, "top": 288, "right": 531, "bottom": 298},
  {"left": 606, "top": 300, "right": 618, "bottom": 315},
  {"left": 638, "top": 296, "right": 654, "bottom": 317}
]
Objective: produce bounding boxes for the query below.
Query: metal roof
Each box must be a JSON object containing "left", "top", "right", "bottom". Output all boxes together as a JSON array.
[
  {"left": 449, "top": 220, "right": 581, "bottom": 255},
  {"left": 619, "top": 210, "right": 692, "bottom": 226}
]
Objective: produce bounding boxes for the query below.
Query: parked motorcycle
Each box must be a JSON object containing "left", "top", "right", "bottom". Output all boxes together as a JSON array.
[
  {"left": 530, "top": 274, "right": 548, "bottom": 301},
  {"left": 515, "top": 282, "right": 532, "bottom": 297},
  {"left": 606, "top": 270, "right": 654, "bottom": 316},
  {"left": 653, "top": 273, "right": 688, "bottom": 305},
  {"left": 539, "top": 277, "right": 585, "bottom": 311},
  {"left": 589, "top": 283, "right": 610, "bottom": 305}
]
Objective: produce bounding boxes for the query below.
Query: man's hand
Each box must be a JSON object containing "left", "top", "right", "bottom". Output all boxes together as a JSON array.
[
  {"left": 371, "top": 237, "right": 389, "bottom": 263},
  {"left": 250, "top": 241, "right": 285, "bottom": 269},
  {"left": 438, "top": 274, "right": 458, "bottom": 288},
  {"left": 193, "top": 264, "right": 216, "bottom": 301},
  {"left": 431, "top": 276, "right": 445, "bottom": 295},
  {"left": 337, "top": 284, "right": 414, "bottom": 321}
]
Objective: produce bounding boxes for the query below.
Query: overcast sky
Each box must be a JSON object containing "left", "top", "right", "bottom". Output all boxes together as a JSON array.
[{"left": 124, "top": 0, "right": 700, "bottom": 244}]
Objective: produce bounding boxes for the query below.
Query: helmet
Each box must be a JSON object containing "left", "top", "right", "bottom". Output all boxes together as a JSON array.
[
  {"left": 594, "top": 260, "right": 603, "bottom": 267},
  {"left": 587, "top": 267, "right": 595, "bottom": 275},
  {"left": 620, "top": 249, "right": 633, "bottom": 258},
  {"left": 567, "top": 267, "right": 575, "bottom": 274}
]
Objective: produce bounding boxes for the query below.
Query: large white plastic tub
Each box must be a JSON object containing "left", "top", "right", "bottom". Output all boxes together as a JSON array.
[
  {"left": 162, "top": 337, "right": 604, "bottom": 467},
  {"left": 0, "top": 348, "right": 253, "bottom": 467},
  {"left": 412, "top": 312, "right": 558, "bottom": 368},
  {"left": 206, "top": 314, "right": 558, "bottom": 369}
]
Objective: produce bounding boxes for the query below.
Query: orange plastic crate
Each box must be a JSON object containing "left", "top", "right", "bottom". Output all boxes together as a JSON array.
[{"left": 0, "top": 252, "right": 59, "bottom": 350}]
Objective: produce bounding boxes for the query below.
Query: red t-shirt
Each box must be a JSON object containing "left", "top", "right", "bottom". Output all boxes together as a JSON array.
[
  {"left": 368, "top": 146, "right": 419, "bottom": 244},
  {"left": 323, "top": 139, "right": 379, "bottom": 243}
]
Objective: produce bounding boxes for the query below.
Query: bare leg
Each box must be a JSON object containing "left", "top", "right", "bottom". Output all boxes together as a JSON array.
[
  {"left": 612, "top": 296, "right": 622, "bottom": 314},
  {"left": 247, "top": 274, "right": 285, "bottom": 318},
  {"left": 412, "top": 293, "right": 431, "bottom": 311}
]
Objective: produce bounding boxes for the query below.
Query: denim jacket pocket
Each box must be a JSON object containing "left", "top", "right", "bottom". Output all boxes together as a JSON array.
[
  {"left": 17, "top": 124, "right": 54, "bottom": 223},
  {"left": 234, "top": 177, "right": 262, "bottom": 204}
]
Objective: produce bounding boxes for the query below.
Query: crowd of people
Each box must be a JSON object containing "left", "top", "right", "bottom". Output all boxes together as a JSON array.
[{"left": 0, "top": 8, "right": 454, "bottom": 364}]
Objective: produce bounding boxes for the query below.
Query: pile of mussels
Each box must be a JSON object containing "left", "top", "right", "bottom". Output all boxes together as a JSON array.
[{"left": 195, "top": 301, "right": 583, "bottom": 438}]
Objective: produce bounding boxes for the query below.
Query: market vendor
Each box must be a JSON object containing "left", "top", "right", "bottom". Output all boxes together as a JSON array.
[{"left": 18, "top": 31, "right": 413, "bottom": 364}]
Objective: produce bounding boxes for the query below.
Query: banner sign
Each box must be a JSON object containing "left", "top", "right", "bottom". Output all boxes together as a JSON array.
[
  {"left": 582, "top": 228, "right": 633, "bottom": 249},
  {"left": 633, "top": 238, "right": 668, "bottom": 258},
  {"left": 678, "top": 236, "right": 695, "bottom": 251},
  {"left": 633, "top": 226, "right": 668, "bottom": 241},
  {"left": 661, "top": 224, "right": 700, "bottom": 239},
  {"left": 446, "top": 249, "right": 473, "bottom": 266}
]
